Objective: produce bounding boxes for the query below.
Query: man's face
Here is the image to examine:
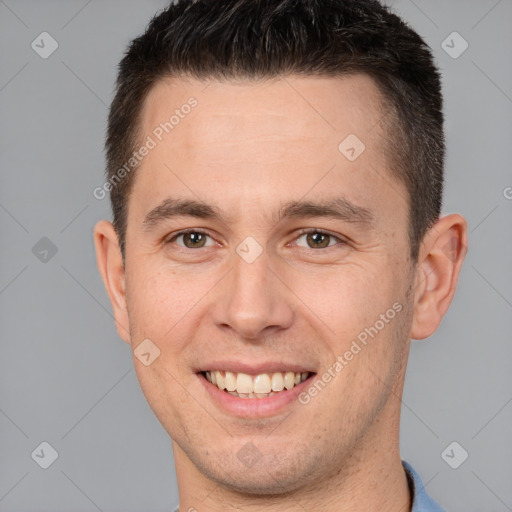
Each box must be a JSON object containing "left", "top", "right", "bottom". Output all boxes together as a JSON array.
[{"left": 121, "top": 74, "right": 417, "bottom": 493}]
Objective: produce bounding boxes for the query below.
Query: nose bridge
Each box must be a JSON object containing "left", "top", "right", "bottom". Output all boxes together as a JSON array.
[{"left": 212, "top": 245, "right": 293, "bottom": 339}]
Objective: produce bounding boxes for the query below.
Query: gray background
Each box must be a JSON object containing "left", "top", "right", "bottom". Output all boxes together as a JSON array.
[{"left": 0, "top": 0, "right": 511, "bottom": 511}]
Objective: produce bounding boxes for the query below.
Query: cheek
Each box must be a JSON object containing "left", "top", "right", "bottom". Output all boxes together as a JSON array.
[
  {"left": 291, "top": 262, "right": 409, "bottom": 399},
  {"left": 125, "top": 264, "right": 211, "bottom": 339},
  {"left": 291, "top": 263, "right": 399, "bottom": 341}
]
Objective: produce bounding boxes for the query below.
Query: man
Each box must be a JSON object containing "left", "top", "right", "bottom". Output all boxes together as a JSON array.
[{"left": 94, "top": 1, "right": 467, "bottom": 510}]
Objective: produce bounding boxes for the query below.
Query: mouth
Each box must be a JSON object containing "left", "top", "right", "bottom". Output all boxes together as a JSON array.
[{"left": 200, "top": 370, "right": 314, "bottom": 399}]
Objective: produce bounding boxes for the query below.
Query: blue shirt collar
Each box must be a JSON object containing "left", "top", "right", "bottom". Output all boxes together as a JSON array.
[{"left": 403, "top": 460, "right": 445, "bottom": 512}]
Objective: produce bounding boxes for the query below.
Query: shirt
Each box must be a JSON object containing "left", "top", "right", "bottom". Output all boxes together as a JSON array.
[
  {"left": 403, "top": 460, "right": 445, "bottom": 512},
  {"left": 172, "top": 460, "right": 445, "bottom": 512}
]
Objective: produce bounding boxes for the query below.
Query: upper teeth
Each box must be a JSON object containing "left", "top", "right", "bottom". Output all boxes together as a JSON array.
[{"left": 205, "top": 370, "right": 309, "bottom": 394}]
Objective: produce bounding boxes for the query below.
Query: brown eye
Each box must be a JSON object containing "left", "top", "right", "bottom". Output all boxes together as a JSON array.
[
  {"left": 182, "top": 232, "right": 207, "bottom": 248},
  {"left": 306, "top": 232, "right": 330, "bottom": 248},
  {"left": 295, "top": 230, "right": 343, "bottom": 249},
  {"left": 170, "top": 231, "right": 213, "bottom": 248}
]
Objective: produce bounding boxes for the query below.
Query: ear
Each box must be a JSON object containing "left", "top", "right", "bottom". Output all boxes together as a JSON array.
[
  {"left": 410, "top": 213, "right": 468, "bottom": 340},
  {"left": 93, "top": 220, "right": 131, "bottom": 344}
]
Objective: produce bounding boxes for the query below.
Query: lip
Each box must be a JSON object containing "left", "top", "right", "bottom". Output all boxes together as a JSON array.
[{"left": 197, "top": 371, "right": 316, "bottom": 417}]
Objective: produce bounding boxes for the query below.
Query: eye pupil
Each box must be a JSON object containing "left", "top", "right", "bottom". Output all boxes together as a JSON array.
[
  {"left": 184, "top": 232, "right": 206, "bottom": 248},
  {"left": 307, "top": 232, "right": 330, "bottom": 248}
]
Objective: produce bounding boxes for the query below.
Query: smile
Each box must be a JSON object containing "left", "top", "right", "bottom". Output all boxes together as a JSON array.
[{"left": 203, "top": 370, "right": 311, "bottom": 398}]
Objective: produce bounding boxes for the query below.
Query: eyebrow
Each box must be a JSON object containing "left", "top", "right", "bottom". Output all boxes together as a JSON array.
[{"left": 142, "top": 196, "right": 375, "bottom": 231}]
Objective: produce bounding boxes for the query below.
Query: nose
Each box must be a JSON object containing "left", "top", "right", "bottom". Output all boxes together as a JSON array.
[{"left": 210, "top": 248, "right": 294, "bottom": 341}]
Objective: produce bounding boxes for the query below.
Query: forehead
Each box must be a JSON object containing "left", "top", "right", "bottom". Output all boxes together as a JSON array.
[
  {"left": 141, "top": 73, "right": 384, "bottom": 146},
  {"left": 131, "top": 74, "right": 407, "bottom": 231}
]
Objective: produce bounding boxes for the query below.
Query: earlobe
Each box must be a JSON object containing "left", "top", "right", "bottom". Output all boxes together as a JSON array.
[
  {"left": 93, "top": 220, "right": 131, "bottom": 344},
  {"left": 410, "top": 214, "right": 468, "bottom": 340}
]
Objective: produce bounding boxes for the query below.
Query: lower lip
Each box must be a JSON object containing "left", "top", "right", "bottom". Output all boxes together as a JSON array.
[{"left": 197, "top": 373, "right": 315, "bottom": 417}]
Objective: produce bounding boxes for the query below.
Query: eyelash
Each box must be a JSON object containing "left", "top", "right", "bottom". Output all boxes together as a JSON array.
[{"left": 165, "top": 228, "right": 346, "bottom": 250}]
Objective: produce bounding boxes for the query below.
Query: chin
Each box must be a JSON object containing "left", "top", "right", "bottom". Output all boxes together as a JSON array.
[
  {"left": 191, "top": 446, "right": 320, "bottom": 497},
  {"left": 212, "top": 469, "right": 307, "bottom": 496}
]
